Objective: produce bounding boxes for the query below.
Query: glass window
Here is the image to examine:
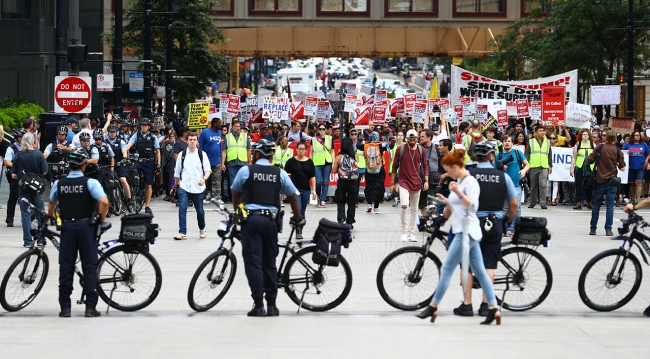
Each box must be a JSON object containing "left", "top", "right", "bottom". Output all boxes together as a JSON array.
[
  {"left": 388, "top": 0, "right": 435, "bottom": 12},
  {"left": 253, "top": 0, "right": 275, "bottom": 11},
  {"left": 413, "top": 0, "right": 434, "bottom": 12},
  {"left": 212, "top": 0, "right": 232, "bottom": 11},
  {"left": 321, "top": 0, "right": 367, "bottom": 12},
  {"left": 455, "top": 0, "right": 504, "bottom": 13},
  {"left": 1, "top": 0, "right": 31, "bottom": 19},
  {"left": 251, "top": 0, "right": 300, "bottom": 13},
  {"left": 522, "top": 0, "right": 549, "bottom": 14},
  {"left": 278, "top": 0, "right": 299, "bottom": 11}
]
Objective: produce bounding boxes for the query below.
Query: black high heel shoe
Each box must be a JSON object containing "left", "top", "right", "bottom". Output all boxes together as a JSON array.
[
  {"left": 416, "top": 305, "right": 438, "bottom": 323},
  {"left": 480, "top": 308, "right": 501, "bottom": 325}
]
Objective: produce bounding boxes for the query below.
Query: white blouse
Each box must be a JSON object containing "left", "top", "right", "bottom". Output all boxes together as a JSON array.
[{"left": 448, "top": 174, "right": 482, "bottom": 240}]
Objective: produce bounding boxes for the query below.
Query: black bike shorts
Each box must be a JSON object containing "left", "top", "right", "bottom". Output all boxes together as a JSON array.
[
  {"left": 115, "top": 166, "right": 128, "bottom": 179},
  {"left": 479, "top": 216, "right": 503, "bottom": 269}
]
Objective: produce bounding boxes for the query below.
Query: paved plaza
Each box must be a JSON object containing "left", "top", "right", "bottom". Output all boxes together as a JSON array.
[{"left": 0, "top": 183, "right": 648, "bottom": 358}]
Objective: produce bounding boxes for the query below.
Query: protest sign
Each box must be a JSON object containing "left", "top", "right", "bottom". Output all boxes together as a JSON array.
[
  {"left": 187, "top": 102, "right": 210, "bottom": 129},
  {"left": 373, "top": 105, "right": 387, "bottom": 125},
  {"left": 219, "top": 93, "right": 229, "bottom": 113},
  {"left": 497, "top": 110, "right": 508, "bottom": 127},
  {"left": 348, "top": 83, "right": 357, "bottom": 95},
  {"left": 249, "top": 107, "right": 264, "bottom": 126},
  {"left": 548, "top": 147, "right": 629, "bottom": 184},
  {"left": 542, "top": 86, "right": 566, "bottom": 126},
  {"left": 618, "top": 150, "right": 630, "bottom": 184},
  {"left": 609, "top": 117, "right": 635, "bottom": 135},
  {"left": 304, "top": 96, "right": 318, "bottom": 117},
  {"left": 515, "top": 99, "right": 529, "bottom": 118},
  {"left": 344, "top": 94, "right": 357, "bottom": 112},
  {"left": 413, "top": 101, "right": 428, "bottom": 123},
  {"left": 262, "top": 97, "right": 289, "bottom": 122},
  {"left": 317, "top": 100, "right": 330, "bottom": 121},
  {"left": 591, "top": 85, "right": 621, "bottom": 105},
  {"left": 290, "top": 101, "right": 304, "bottom": 121},
  {"left": 375, "top": 90, "right": 388, "bottom": 102},
  {"left": 476, "top": 104, "right": 488, "bottom": 123},
  {"left": 529, "top": 100, "right": 541, "bottom": 120},
  {"left": 389, "top": 99, "right": 398, "bottom": 118},
  {"left": 444, "top": 106, "right": 457, "bottom": 125},
  {"left": 354, "top": 106, "right": 371, "bottom": 128},
  {"left": 404, "top": 94, "right": 417, "bottom": 114},
  {"left": 450, "top": 65, "right": 578, "bottom": 109},
  {"left": 565, "top": 102, "right": 592, "bottom": 129},
  {"left": 396, "top": 98, "right": 405, "bottom": 114},
  {"left": 362, "top": 94, "right": 375, "bottom": 106},
  {"left": 454, "top": 104, "right": 463, "bottom": 121},
  {"left": 227, "top": 95, "right": 240, "bottom": 115},
  {"left": 460, "top": 97, "right": 476, "bottom": 117}
]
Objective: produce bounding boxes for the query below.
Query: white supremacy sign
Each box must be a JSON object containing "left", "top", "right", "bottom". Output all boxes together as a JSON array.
[
  {"left": 565, "top": 102, "right": 592, "bottom": 129},
  {"left": 451, "top": 65, "right": 578, "bottom": 115},
  {"left": 549, "top": 147, "right": 629, "bottom": 183}
]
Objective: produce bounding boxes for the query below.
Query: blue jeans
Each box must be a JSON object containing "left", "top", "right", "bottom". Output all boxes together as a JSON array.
[
  {"left": 590, "top": 182, "right": 617, "bottom": 232},
  {"left": 431, "top": 233, "right": 498, "bottom": 306},
  {"left": 506, "top": 186, "right": 523, "bottom": 232},
  {"left": 178, "top": 188, "right": 205, "bottom": 235},
  {"left": 19, "top": 193, "right": 44, "bottom": 245},
  {"left": 227, "top": 163, "right": 245, "bottom": 189},
  {"left": 298, "top": 189, "right": 311, "bottom": 220},
  {"left": 314, "top": 164, "right": 332, "bottom": 202}
]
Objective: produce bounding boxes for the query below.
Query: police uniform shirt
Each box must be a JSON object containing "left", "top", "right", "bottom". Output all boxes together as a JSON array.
[
  {"left": 230, "top": 158, "right": 298, "bottom": 211},
  {"left": 106, "top": 137, "right": 127, "bottom": 153},
  {"left": 4, "top": 142, "right": 22, "bottom": 162},
  {"left": 50, "top": 171, "right": 107, "bottom": 203},
  {"left": 44, "top": 141, "right": 69, "bottom": 156},
  {"left": 86, "top": 146, "right": 100, "bottom": 160},
  {"left": 128, "top": 130, "right": 161, "bottom": 149},
  {"left": 173, "top": 148, "right": 212, "bottom": 194},
  {"left": 93, "top": 143, "right": 115, "bottom": 158},
  {"left": 474, "top": 162, "right": 517, "bottom": 220}
]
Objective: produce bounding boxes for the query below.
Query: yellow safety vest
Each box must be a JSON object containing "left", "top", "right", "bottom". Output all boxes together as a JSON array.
[
  {"left": 273, "top": 147, "right": 294, "bottom": 167},
  {"left": 575, "top": 141, "right": 595, "bottom": 170},
  {"left": 356, "top": 148, "right": 366, "bottom": 169},
  {"left": 463, "top": 132, "right": 484, "bottom": 163},
  {"left": 311, "top": 135, "right": 333, "bottom": 166},
  {"left": 529, "top": 138, "right": 550, "bottom": 168},
  {"left": 390, "top": 146, "right": 397, "bottom": 174},
  {"left": 226, "top": 132, "right": 248, "bottom": 162}
]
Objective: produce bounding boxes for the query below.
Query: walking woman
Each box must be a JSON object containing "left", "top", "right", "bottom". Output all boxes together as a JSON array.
[
  {"left": 622, "top": 130, "right": 650, "bottom": 204},
  {"left": 283, "top": 142, "right": 316, "bottom": 224},
  {"left": 570, "top": 129, "right": 594, "bottom": 209},
  {"left": 416, "top": 149, "right": 501, "bottom": 325},
  {"left": 331, "top": 138, "right": 360, "bottom": 227},
  {"left": 360, "top": 131, "right": 389, "bottom": 214}
]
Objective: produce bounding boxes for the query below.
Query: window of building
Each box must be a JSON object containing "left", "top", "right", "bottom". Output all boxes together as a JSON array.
[
  {"left": 250, "top": 0, "right": 301, "bottom": 15},
  {"left": 453, "top": 0, "right": 506, "bottom": 17},
  {"left": 385, "top": 0, "right": 438, "bottom": 17},
  {"left": 521, "top": 0, "right": 550, "bottom": 16},
  {"left": 210, "top": 0, "right": 234, "bottom": 16},
  {"left": 318, "top": 0, "right": 369, "bottom": 16},
  {"left": 1, "top": 0, "right": 31, "bottom": 19}
]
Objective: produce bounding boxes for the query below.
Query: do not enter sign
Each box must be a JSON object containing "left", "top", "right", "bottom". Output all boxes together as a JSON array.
[{"left": 54, "top": 76, "right": 92, "bottom": 113}]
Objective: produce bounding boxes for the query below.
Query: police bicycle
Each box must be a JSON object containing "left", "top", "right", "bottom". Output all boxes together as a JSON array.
[
  {"left": 187, "top": 200, "right": 353, "bottom": 312},
  {"left": 115, "top": 155, "right": 146, "bottom": 213},
  {"left": 94, "top": 164, "right": 126, "bottom": 217},
  {"left": 578, "top": 209, "right": 650, "bottom": 311},
  {"left": 376, "top": 206, "right": 553, "bottom": 312},
  {"left": 0, "top": 199, "right": 162, "bottom": 312}
]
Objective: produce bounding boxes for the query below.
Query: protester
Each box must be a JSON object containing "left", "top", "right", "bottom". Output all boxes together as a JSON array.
[
  {"left": 221, "top": 120, "right": 251, "bottom": 190},
  {"left": 283, "top": 142, "right": 316, "bottom": 235},
  {"left": 359, "top": 131, "right": 389, "bottom": 214},
  {"left": 496, "top": 135, "right": 530, "bottom": 236},
  {"left": 622, "top": 131, "right": 650, "bottom": 204},
  {"left": 264, "top": 123, "right": 281, "bottom": 142},
  {"left": 162, "top": 129, "right": 175, "bottom": 201},
  {"left": 198, "top": 118, "right": 223, "bottom": 203},
  {"left": 587, "top": 130, "right": 626, "bottom": 236},
  {"left": 462, "top": 120, "right": 485, "bottom": 164},
  {"left": 349, "top": 128, "right": 365, "bottom": 204},
  {"left": 418, "top": 129, "right": 440, "bottom": 216},
  {"left": 526, "top": 125, "right": 553, "bottom": 209},
  {"left": 312, "top": 123, "right": 334, "bottom": 208},
  {"left": 331, "top": 138, "right": 360, "bottom": 228},
  {"left": 570, "top": 128, "right": 595, "bottom": 210},
  {"left": 71, "top": 119, "right": 94, "bottom": 149},
  {"left": 285, "top": 120, "right": 311, "bottom": 142},
  {"left": 546, "top": 133, "right": 560, "bottom": 206},
  {"left": 561, "top": 134, "right": 576, "bottom": 206},
  {"left": 389, "top": 130, "right": 406, "bottom": 207}
]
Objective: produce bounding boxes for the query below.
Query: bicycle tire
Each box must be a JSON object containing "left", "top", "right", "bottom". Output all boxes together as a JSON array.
[
  {"left": 111, "top": 187, "right": 124, "bottom": 216},
  {"left": 96, "top": 244, "right": 162, "bottom": 312},
  {"left": 0, "top": 249, "right": 49, "bottom": 312},
  {"left": 282, "top": 246, "right": 352, "bottom": 312},
  {"left": 578, "top": 248, "right": 642, "bottom": 312},
  {"left": 187, "top": 249, "right": 237, "bottom": 312},
  {"left": 376, "top": 246, "right": 442, "bottom": 311},
  {"left": 135, "top": 171, "right": 145, "bottom": 213},
  {"left": 495, "top": 247, "right": 553, "bottom": 312}
]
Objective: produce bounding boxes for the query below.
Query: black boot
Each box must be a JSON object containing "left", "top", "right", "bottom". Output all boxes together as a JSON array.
[
  {"left": 84, "top": 306, "right": 101, "bottom": 317},
  {"left": 59, "top": 308, "right": 71, "bottom": 318},
  {"left": 478, "top": 302, "right": 489, "bottom": 317},
  {"left": 453, "top": 302, "right": 474, "bottom": 316},
  {"left": 266, "top": 295, "right": 279, "bottom": 317},
  {"left": 480, "top": 308, "right": 501, "bottom": 325},
  {"left": 415, "top": 305, "right": 438, "bottom": 323},
  {"left": 644, "top": 305, "right": 650, "bottom": 317},
  {"left": 247, "top": 298, "right": 266, "bottom": 317}
]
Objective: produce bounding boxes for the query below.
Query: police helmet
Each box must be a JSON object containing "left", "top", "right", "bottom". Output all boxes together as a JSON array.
[
  {"left": 107, "top": 124, "right": 119, "bottom": 132},
  {"left": 93, "top": 129, "right": 104, "bottom": 139},
  {"left": 140, "top": 117, "right": 151, "bottom": 126},
  {"left": 79, "top": 132, "right": 91, "bottom": 141},
  {"left": 121, "top": 118, "right": 131, "bottom": 126},
  {"left": 471, "top": 141, "right": 496, "bottom": 159},
  {"left": 111, "top": 114, "right": 121, "bottom": 122},
  {"left": 251, "top": 139, "right": 276, "bottom": 158},
  {"left": 57, "top": 124, "right": 68, "bottom": 135},
  {"left": 68, "top": 148, "right": 89, "bottom": 169},
  {"left": 12, "top": 128, "right": 25, "bottom": 138}
]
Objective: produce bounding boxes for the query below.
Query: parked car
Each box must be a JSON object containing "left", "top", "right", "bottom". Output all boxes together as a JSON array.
[
  {"left": 264, "top": 74, "right": 277, "bottom": 90},
  {"left": 335, "top": 66, "right": 352, "bottom": 79},
  {"left": 350, "top": 64, "right": 369, "bottom": 77},
  {"left": 393, "top": 86, "right": 416, "bottom": 98}
]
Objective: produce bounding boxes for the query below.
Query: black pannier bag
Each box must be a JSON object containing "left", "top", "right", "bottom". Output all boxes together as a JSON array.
[
  {"left": 311, "top": 218, "right": 353, "bottom": 267},
  {"left": 513, "top": 216, "right": 551, "bottom": 246},
  {"left": 119, "top": 213, "right": 159, "bottom": 244},
  {"left": 104, "top": 170, "right": 119, "bottom": 190}
]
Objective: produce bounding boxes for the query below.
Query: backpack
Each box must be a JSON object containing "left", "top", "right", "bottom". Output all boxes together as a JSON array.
[
  {"left": 338, "top": 154, "right": 359, "bottom": 180},
  {"left": 364, "top": 142, "right": 382, "bottom": 174},
  {"left": 179, "top": 148, "right": 204, "bottom": 181},
  {"left": 311, "top": 218, "right": 353, "bottom": 267}
]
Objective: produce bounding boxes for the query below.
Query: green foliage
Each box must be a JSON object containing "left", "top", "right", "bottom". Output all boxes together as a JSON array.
[
  {"left": 0, "top": 103, "right": 44, "bottom": 130},
  {"left": 102, "top": 0, "right": 230, "bottom": 107},
  {"left": 0, "top": 96, "right": 39, "bottom": 109}
]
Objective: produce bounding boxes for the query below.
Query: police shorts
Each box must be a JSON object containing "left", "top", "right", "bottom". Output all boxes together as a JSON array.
[
  {"left": 115, "top": 166, "right": 128, "bottom": 179},
  {"left": 479, "top": 217, "right": 503, "bottom": 269},
  {"left": 135, "top": 161, "right": 155, "bottom": 185}
]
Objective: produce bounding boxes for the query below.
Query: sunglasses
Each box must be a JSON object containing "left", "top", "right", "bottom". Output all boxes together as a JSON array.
[
  {"left": 550, "top": 137, "right": 557, "bottom": 140},
  {"left": 272, "top": 127, "right": 280, "bottom": 129},
  {"left": 319, "top": 128, "right": 326, "bottom": 131}
]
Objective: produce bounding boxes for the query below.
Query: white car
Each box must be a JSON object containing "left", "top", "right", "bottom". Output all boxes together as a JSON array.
[
  {"left": 393, "top": 86, "right": 416, "bottom": 98},
  {"left": 350, "top": 64, "right": 368, "bottom": 77}
]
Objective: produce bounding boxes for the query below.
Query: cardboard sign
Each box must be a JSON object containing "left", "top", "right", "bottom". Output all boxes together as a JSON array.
[
  {"left": 290, "top": 101, "right": 304, "bottom": 120},
  {"left": 373, "top": 105, "right": 387, "bottom": 125},
  {"left": 497, "top": 110, "right": 508, "bottom": 128},
  {"left": 375, "top": 90, "right": 388, "bottom": 102},
  {"left": 609, "top": 117, "right": 635, "bottom": 135},
  {"left": 454, "top": 104, "right": 463, "bottom": 120},
  {"left": 413, "top": 100, "right": 428, "bottom": 123},
  {"left": 304, "top": 96, "right": 318, "bottom": 117},
  {"left": 515, "top": 99, "right": 529, "bottom": 118},
  {"left": 565, "top": 102, "right": 592, "bottom": 129},
  {"left": 404, "top": 94, "right": 417, "bottom": 114},
  {"left": 227, "top": 95, "right": 240, "bottom": 115},
  {"left": 344, "top": 94, "right": 357, "bottom": 113},
  {"left": 187, "top": 102, "right": 210, "bottom": 129},
  {"left": 396, "top": 98, "right": 405, "bottom": 114},
  {"left": 219, "top": 93, "right": 229, "bottom": 113},
  {"left": 362, "top": 94, "right": 375, "bottom": 106},
  {"left": 529, "top": 100, "right": 541, "bottom": 120},
  {"left": 262, "top": 97, "right": 289, "bottom": 122},
  {"left": 249, "top": 108, "right": 264, "bottom": 126},
  {"left": 347, "top": 83, "right": 357, "bottom": 95},
  {"left": 354, "top": 106, "right": 371, "bottom": 128},
  {"left": 389, "top": 99, "right": 399, "bottom": 118},
  {"left": 542, "top": 86, "right": 566, "bottom": 125},
  {"left": 476, "top": 104, "right": 488, "bottom": 123},
  {"left": 317, "top": 100, "right": 330, "bottom": 121},
  {"left": 591, "top": 85, "right": 621, "bottom": 106}
]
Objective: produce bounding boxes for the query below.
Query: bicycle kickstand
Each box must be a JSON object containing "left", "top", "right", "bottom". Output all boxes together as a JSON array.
[
  {"left": 499, "top": 282, "right": 510, "bottom": 312},
  {"left": 76, "top": 293, "right": 86, "bottom": 305},
  {"left": 106, "top": 281, "right": 118, "bottom": 315},
  {"left": 296, "top": 271, "right": 310, "bottom": 315}
]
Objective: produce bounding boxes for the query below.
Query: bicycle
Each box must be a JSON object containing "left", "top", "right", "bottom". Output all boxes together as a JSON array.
[
  {"left": 117, "top": 155, "right": 146, "bottom": 213},
  {"left": 187, "top": 200, "right": 353, "bottom": 312},
  {"left": 578, "top": 209, "right": 650, "bottom": 311},
  {"left": 0, "top": 199, "right": 163, "bottom": 312},
  {"left": 376, "top": 206, "right": 553, "bottom": 312}
]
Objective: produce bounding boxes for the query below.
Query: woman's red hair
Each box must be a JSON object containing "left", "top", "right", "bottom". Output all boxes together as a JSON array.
[{"left": 442, "top": 149, "right": 466, "bottom": 168}]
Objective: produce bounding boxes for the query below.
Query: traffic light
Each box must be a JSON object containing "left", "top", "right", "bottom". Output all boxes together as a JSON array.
[{"left": 620, "top": 75, "right": 625, "bottom": 83}]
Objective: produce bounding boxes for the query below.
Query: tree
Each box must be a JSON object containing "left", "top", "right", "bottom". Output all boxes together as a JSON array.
[{"left": 103, "top": 0, "right": 230, "bottom": 108}]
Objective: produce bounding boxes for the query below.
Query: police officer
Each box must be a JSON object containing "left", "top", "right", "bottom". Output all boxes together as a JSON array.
[
  {"left": 44, "top": 124, "right": 72, "bottom": 183},
  {"left": 4, "top": 128, "right": 25, "bottom": 227},
  {"left": 126, "top": 118, "right": 161, "bottom": 214},
  {"left": 106, "top": 123, "right": 132, "bottom": 206},
  {"left": 231, "top": 139, "right": 304, "bottom": 317},
  {"left": 76, "top": 132, "right": 100, "bottom": 177},
  {"left": 88, "top": 128, "right": 115, "bottom": 181},
  {"left": 47, "top": 148, "right": 109, "bottom": 317},
  {"left": 453, "top": 141, "right": 518, "bottom": 317}
]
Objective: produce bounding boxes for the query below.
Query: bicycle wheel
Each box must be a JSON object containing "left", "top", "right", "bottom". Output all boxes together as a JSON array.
[
  {"left": 282, "top": 246, "right": 352, "bottom": 312},
  {"left": 187, "top": 249, "right": 237, "bottom": 312},
  {"left": 0, "top": 249, "right": 49, "bottom": 312},
  {"left": 494, "top": 247, "right": 553, "bottom": 311},
  {"left": 376, "top": 246, "right": 442, "bottom": 311},
  {"left": 111, "top": 187, "right": 124, "bottom": 216},
  {"left": 578, "top": 248, "right": 642, "bottom": 312},
  {"left": 135, "top": 171, "right": 145, "bottom": 213},
  {"left": 96, "top": 244, "right": 162, "bottom": 312}
]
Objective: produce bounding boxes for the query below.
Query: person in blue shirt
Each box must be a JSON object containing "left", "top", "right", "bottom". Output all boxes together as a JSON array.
[
  {"left": 47, "top": 148, "right": 109, "bottom": 318},
  {"left": 65, "top": 117, "right": 77, "bottom": 143},
  {"left": 494, "top": 135, "right": 530, "bottom": 236},
  {"left": 198, "top": 118, "right": 222, "bottom": 202},
  {"left": 622, "top": 131, "right": 650, "bottom": 204},
  {"left": 4, "top": 128, "right": 25, "bottom": 227},
  {"left": 230, "top": 139, "right": 304, "bottom": 317}
]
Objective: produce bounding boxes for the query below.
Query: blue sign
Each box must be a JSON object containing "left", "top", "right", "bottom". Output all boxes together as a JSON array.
[{"left": 129, "top": 72, "right": 144, "bottom": 93}]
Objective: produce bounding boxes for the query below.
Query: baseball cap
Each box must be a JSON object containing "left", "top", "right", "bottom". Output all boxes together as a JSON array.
[
  {"left": 406, "top": 129, "right": 418, "bottom": 138},
  {"left": 66, "top": 117, "right": 77, "bottom": 125}
]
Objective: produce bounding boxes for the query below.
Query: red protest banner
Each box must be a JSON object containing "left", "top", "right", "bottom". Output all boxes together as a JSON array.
[
  {"left": 515, "top": 99, "right": 529, "bottom": 118},
  {"left": 373, "top": 105, "right": 387, "bottom": 125},
  {"left": 249, "top": 107, "right": 264, "bottom": 126},
  {"left": 542, "top": 86, "right": 566, "bottom": 126},
  {"left": 389, "top": 99, "right": 398, "bottom": 118},
  {"left": 497, "top": 110, "right": 508, "bottom": 128},
  {"left": 290, "top": 101, "right": 304, "bottom": 120},
  {"left": 438, "top": 99, "right": 450, "bottom": 108},
  {"left": 227, "top": 95, "right": 240, "bottom": 115},
  {"left": 354, "top": 106, "right": 371, "bottom": 127},
  {"left": 375, "top": 90, "right": 388, "bottom": 102},
  {"left": 404, "top": 94, "right": 417, "bottom": 114},
  {"left": 454, "top": 104, "right": 463, "bottom": 120},
  {"left": 396, "top": 98, "right": 405, "bottom": 114},
  {"left": 362, "top": 94, "right": 375, "bottom": 106}
]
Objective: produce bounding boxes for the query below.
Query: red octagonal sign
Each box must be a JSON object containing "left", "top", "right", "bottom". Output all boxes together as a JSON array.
[{"left": 55, "top": 76, "right": 91, "bottom": 113}]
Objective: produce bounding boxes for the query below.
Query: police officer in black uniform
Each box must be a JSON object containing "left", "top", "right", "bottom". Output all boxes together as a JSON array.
[
  {"left": 231, "top": 139, "right": 304, "bottom": 317},
  {"left": 44, "top": 124, "right": 72, "bottom": 183},
  {"left": 126, "top": 118, "right": 161, "bottom": 214},
  {"left": 453, "top": 141, "right": 518, "bottom": 317},
  {"left": 88, "top": 128, "right": 114, "bottom": 181},
  {"left": 47, "top": 148, "right": 109, "bottom": 317},
  {"left": 4, "top": 128, "right": 25, "bottom": 227}
]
